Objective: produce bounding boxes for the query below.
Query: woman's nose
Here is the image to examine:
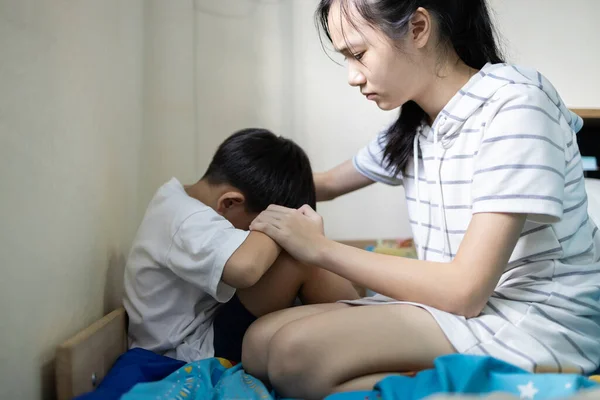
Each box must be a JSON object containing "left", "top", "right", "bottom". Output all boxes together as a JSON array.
[{"left": 348, "top": 65, "right": 366, "bottom": 87}]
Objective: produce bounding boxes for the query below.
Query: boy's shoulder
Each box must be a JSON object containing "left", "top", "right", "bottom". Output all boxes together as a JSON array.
[
  {"left": 145, "top": 178, "right": 220, "bottom": 233},
  {"left": 146, "top": 179, "right": 247, "bottom": 262}
]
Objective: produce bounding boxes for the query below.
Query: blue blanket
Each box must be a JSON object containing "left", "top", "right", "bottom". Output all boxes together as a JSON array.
[
  {"left": 329, "top": 355, "right": 598, "bottom": 400},
  {"left": 122, "top": 354, "right": 598, "bottom": 400},
  {"left": 74, "top": 348, "right": 185, "bottom": 400},
  {"left": 122, "top": 357, "right": 275, "bottom": 400}
]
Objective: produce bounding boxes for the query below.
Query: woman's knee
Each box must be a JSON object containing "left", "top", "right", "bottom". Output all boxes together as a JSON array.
[
  {"left": 266, "top": 322, "right": 317, "bottom": 387},
  {"left": 242, "top": 304, "right": 340, "bottom": 371},
  {"left": 241, "top": 319, "right": 272, "bottom": 373}
]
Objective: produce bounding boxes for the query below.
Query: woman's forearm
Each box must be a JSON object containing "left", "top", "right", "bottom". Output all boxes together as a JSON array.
[
  {"left": 314, "top": 172, "right": 334, "bottom": 202},
  {"left": 316, "top": 239, "right": 474, "bottom": 315},
  {"left": 314, "top": 160, "right": 374, "bottom": 202},
  {"left": 314, "top": 213, "right": 525, "bottom": 318}
]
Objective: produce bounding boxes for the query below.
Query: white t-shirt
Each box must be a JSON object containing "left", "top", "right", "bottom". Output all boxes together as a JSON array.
[
  {"left": 346, "top": 63, "right": 600, "bottom": 373},
  {"left": 123, "top": 178, "right": 249, "bottom": 362}
]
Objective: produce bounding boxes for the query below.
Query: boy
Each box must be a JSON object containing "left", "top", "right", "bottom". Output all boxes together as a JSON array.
[{"left": 123, "top": 128, "right": 358, "bottom": 363}]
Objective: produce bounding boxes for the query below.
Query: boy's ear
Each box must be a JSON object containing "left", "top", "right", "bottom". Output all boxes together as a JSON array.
[{"left": 215, "top": 191, "right": 245, "bottom": 215}]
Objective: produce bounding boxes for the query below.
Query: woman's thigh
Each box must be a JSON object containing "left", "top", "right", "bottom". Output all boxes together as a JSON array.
[
  {"left": 267, "top": 303, "right": 456, "bottom": 399},
  {"left": 241, "top": 302, "right": 349, "bottom": 379}
]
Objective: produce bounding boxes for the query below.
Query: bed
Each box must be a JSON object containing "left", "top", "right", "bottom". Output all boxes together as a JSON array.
[
  {"left": 56, "top": 178, "right": 600, "bottom": 400},
  {"left": 56, "top": 307, "right": 128, "bottom": 399}
]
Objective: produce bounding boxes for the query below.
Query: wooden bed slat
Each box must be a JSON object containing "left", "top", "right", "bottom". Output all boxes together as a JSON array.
[
  {"left": 571, "top": 108, "right": 600, "bottom": 120},
  {"left": 56, "top": 307, "right": 128, "bottom": 400}
]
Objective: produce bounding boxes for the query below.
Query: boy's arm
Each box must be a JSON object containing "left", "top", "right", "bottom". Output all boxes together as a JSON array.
[{"left": 222, "top": 231, "right": 281, "bottom": 289}]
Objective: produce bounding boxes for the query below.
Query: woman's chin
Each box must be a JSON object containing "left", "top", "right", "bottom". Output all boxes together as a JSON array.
[{"left": 375, "top": 100, "right": 397, "bottom": 111}]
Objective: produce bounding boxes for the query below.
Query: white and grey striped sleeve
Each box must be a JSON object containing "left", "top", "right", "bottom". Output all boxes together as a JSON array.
[
  {"left": 353, "top": 131, "right": 403, "bottom": 186},
  {"left": 471, "top": 85, "right": 566, "bottom": 223}
]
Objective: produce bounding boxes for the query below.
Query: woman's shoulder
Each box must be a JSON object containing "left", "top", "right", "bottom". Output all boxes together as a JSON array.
[
  {"left": 489, "top": 84, "right": 557, "bottom": 119},
  {"left": 478, "top": 64, "right": 581, "bottom": 133},
  {"left": 481, "top": 63, "right": 560, "bottom": 107}
]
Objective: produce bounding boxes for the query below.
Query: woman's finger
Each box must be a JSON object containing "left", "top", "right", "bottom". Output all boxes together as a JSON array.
[
  {"left": 251, "top": 211, "right": 284, "bottom": 228},
  {"left": 266, "top": 204, "right": 294, "bottom": 214},
  {"left": 250, "top": 221, "right": 285, "bottom": 241},
  {"left": 252, "top": 210, "right": 283, "bottom": 223},
  {"left": 255, "top": 210, "right": 284, "bottom": 221},
  {"left": 299, "top": 204, "right": 323, "bottom": 223},
  {"left": 252, "top": 211, "right": 284, "bottom": 223},
  {"left": 298, "top": 204, "right": 317, "bottom": 216},
  {"left": 251, "top": 215, "right": 283, "bottom": 230}
]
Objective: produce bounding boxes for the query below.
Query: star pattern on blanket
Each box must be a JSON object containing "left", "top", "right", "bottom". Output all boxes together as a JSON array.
[{"left": 518, "top": 381, "right": 539, "bottom": 399}]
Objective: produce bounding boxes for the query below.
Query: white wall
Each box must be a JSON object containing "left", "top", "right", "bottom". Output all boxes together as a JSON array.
[
  {"left": 490, "top": 0, "right": 600, "bottom": 108},
  {"left": 140, "top": 0, "right": 291, "bottom": 196},
  {"left": 290, "top": 0, "right": 600, "bottom": 241},
  {"left": 0, "top": 1, "right": 288, "bottom": 398},
  {"left": 140, "top": 0, "right": 197, "bottom": 206},
  {"left": 0, "top": 1, "right": 144, "bottom": 398},
  {"left": 193, "top": 0, "right": 293, "bottom": 172}
]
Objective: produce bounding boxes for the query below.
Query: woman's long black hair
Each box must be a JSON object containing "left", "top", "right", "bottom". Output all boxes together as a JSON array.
[{"left": 316, "top": 0, "right": 504, "bottom": 174}]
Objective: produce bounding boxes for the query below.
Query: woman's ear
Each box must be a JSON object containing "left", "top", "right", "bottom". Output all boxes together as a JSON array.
[
  {"left": 410, "top": 7, "right": 433, "bottom": 49},
  {"left": 215, "top": 191, "right": 246, "bottom": 216}
]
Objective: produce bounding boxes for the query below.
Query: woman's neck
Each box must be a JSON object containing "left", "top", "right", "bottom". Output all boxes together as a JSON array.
[{"left": 415, "top": 57, "right": 478, "bottom": 124}]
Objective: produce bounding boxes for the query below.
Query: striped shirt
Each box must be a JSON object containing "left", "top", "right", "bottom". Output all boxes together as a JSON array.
[{"left": 351, "top": 63, "right": 600, "bottom": 373}]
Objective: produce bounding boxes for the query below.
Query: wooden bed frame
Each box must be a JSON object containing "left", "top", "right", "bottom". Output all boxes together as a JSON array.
[{"left": 56, "top": 308, "right": 128, "bottom": 400}]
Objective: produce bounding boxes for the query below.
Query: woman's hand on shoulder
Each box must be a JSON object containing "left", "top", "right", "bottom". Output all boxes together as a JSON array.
[{"left": 250, "top": 204, "right": 328, "bottom": 265}]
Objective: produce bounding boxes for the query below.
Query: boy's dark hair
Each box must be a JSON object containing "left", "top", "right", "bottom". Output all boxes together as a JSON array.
[{"left": 203, "top": 128, "right": 316, "bottom": 213}]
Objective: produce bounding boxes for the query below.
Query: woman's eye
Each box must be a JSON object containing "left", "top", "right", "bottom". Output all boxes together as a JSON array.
[{"left": 342, "top": 52, "right": 364, "bottom": 62}]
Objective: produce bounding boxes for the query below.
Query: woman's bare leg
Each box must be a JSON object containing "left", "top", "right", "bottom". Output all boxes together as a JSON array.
[
  {"left": 266, "top": 304, "right": 455, "bottom": 400},
  {"left": 331, "top": 373, "right": 404, "bottom": 393},
  {"left": 241, "top": 302, "right": 348, "bottom": 381}
]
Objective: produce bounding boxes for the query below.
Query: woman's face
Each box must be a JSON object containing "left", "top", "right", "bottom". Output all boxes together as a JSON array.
[{"left": 327, "top": 1, "right": 430, "bottom": 111}]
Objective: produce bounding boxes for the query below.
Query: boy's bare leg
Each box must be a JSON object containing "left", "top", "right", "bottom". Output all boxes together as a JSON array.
[
  {"left": 236, "top": 252, "right": 358, "bottom": 318},
  {"left": 299, "top": 263, "right": 360, "bottom": 304}
]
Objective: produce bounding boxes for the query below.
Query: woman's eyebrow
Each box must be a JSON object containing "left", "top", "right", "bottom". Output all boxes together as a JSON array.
[{"left": 334, "top": 41, "right": 361, "bottom": 57}]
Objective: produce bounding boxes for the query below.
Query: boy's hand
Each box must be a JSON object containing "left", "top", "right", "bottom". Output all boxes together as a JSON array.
[{"left": 250, "top": 204, "right": 327, "bottom": 265}]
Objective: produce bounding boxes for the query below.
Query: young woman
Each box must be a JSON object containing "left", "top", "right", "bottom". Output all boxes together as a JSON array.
[{"left": 242, "top": 1, "right": 600, "bottom": 398}]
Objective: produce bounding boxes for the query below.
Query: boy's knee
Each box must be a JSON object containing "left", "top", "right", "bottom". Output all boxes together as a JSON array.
[
  {"left": 268, "top": 251, "right": 317, "bottom": 290},
  {"left": 274, "top": 251, "right": 314, "bottom": 274}
]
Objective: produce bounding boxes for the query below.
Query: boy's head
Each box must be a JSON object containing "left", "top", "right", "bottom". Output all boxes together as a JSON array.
[{"left": 202, "top": 128, "right": 316, "bottom": 229}]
